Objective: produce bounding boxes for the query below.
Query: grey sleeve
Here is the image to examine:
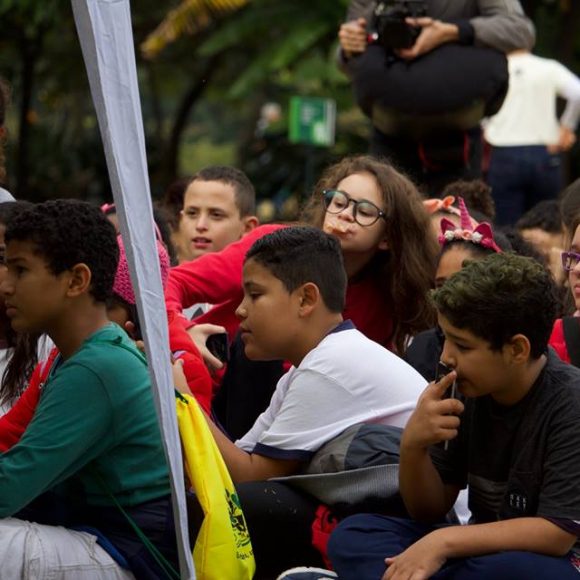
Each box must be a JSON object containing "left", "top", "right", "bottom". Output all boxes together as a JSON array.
[
  {"left": 471, "top": 0, "right": 535, "bottom": 53},
  {"left": 338, "top": 0, "right": 375, "bottom": 75}
]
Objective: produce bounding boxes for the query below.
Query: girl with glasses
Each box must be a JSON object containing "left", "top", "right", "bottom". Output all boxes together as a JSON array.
[
  {"left": 302, "top": 154, "right": 438, "bottom": 353},
  {"left": 549, "top": 214, "right": 580, "bottom": 366},
  {"left": 167, "top": 155, "right": 438, "bottom": 364}
]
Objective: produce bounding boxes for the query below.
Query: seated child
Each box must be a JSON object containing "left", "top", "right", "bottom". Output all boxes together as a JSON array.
[
  {"left": 203, "top": 226, "right": 426, "bottom": 482},
  {"left": 0, "top": 200, "right": 178, "bottom": 579},
  {"left": 109, "top": 234, "right": 213, "bottom": 412},
  {"left": 179, "top": 226, "right": 427, "bottom": 576},
  {"left": 177, "top": 165, "right": 259, "bottom": 264},
  {"left": 406, "top": 198, "right": 504, "bottom": 382},
  {"left": 0, "top": 230, "right": 213, "bottom": 450},
  {"left": 327, "top": 253, "right": 580, "bottom": 580},
  {"left": 550, "top": 213, "right": 580, "bottom": 365}
]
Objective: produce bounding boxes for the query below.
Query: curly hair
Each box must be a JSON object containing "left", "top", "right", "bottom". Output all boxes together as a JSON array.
[
  {"left": 301, "top": 155, "right": 438, "bottom": 352},
  {"left": 440, "top": 179, "right": 496, "bottom": 221},
  {"left": 5, "top": 200, "right": 119, "bottom": 302},
  {"left": 432, "top": 253, "right": 558, "bottom": 359}
]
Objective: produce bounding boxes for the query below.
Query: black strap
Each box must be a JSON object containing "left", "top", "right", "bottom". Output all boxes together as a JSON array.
[{"left": 562, "top": 317, "right": 580, "bottom": 368}]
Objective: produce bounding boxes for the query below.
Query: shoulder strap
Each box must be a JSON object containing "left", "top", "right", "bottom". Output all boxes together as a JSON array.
[
  {"left": 90, "top": 467, "right": 180, "bottom": 580},
  {"left": 562, "top": 317, "right": 580, "bottom": 367}
]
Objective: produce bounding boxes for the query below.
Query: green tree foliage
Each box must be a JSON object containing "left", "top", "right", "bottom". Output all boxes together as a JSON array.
[{"left": 0, "top": 0, "right": 577, "bottom": 204}]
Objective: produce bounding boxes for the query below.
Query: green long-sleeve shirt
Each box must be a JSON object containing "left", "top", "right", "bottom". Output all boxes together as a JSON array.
[{"left": 0, "top": 323, "right": 170, "bottom": 516}]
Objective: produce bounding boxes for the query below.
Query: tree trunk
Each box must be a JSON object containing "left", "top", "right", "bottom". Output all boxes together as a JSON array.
[
  {"left": 160, "top": 54, "right": 221, "bottom": 187},
  {"left": 144, "top": 60, "right": 164, "bottom": 143},
  {"left": 15, "top": 30, "right": 43, "bottom": 199}
]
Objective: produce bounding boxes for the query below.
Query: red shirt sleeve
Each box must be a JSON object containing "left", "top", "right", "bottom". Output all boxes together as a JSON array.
[
  {"left": 164, "top": 224, "right": 286, "bottom": 315},
  {"left": 168, "top": 315, "right": 214, "bottom": 414},
  {"left": 549, "top": 318, "right": 570, "bottom": 364}
]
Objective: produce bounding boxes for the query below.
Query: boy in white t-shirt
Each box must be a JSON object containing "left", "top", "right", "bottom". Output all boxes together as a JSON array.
[
  {"left": 180, "top": 226, "right": 426, "bottom": 577},
  {"left": 200, "top": 226, "right": 426, "bottom": 483}
]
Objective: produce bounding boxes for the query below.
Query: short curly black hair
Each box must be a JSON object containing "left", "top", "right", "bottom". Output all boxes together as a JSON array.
[
  {"left": 5, "top": 200, "right": 119, "bottom": 303},
  {"left": 432, "top": 253, "right": 557, "bottom": 359}
]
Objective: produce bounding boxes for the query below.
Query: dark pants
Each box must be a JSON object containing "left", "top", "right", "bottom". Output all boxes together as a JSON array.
[
  {"left": 236, "top": 481, "right": 325, "bottom": 580},
  {"left": 17, "top": 491, "right": 179, "bottom": 580},
  {"left": 328, "top": 514, "right": 579, "bottom": 580},
  {"left": 487, "top": 145, "right": 563, "bottom": 225},
  {"left": 371, "top": 127, "right": 483, "bottom": 196}
]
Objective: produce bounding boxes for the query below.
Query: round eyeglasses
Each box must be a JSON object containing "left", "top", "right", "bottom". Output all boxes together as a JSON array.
[{"left": 322, "top": 189, "right": 387, "bottom": 227}]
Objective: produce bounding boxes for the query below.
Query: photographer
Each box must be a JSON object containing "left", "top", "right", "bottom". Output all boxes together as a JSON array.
[{"left": 339, "top": 0, "right": 535, "bottom": 193}]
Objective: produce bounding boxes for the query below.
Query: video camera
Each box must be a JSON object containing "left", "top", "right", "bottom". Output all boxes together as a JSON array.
[{"left": 371, "top": 0, "right": 428, "bottom": 50}]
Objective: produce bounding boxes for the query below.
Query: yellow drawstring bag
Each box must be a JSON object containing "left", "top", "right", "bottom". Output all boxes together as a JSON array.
[{"left": 176, "top": 392, "right": 255, "bottom": 580}]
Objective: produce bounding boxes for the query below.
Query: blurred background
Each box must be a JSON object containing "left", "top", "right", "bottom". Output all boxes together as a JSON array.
[{"left": 0, "top": 0, "right": 578, "bottom": 220}]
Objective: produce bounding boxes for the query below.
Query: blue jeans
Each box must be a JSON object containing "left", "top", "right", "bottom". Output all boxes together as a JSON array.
[
  {"left": 487, "top": 145, "right": 563, "bottom": 225},
  {"left": 327, "top": 515, "right": 579, "bottom": 580}
]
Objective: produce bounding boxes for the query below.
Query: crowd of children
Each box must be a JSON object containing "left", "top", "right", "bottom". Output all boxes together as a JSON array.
[{"left": 2, "top": 67, "right": 580, "bottom": 580}]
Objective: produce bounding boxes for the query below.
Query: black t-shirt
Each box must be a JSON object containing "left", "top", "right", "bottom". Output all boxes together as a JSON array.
[{"left": 431, "top": 350, "right": 580, "bottom": 536}]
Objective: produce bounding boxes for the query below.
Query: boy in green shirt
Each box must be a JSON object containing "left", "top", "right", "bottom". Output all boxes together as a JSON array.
[{"left": 0, "top": 200, "right": 177, "bottom": 579}]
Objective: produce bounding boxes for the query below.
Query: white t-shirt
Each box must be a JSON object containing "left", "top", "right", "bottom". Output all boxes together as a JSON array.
[
  {"left": 236, "top": 321, "right": 426, "bottom": 461},
  {"left": 484, "top": 52, "right": 580, "bottom": 146}
]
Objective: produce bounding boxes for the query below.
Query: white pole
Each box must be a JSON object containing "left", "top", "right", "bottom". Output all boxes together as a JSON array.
[{"left": 71, "top": 1, "right": 194, "bottom": 577}]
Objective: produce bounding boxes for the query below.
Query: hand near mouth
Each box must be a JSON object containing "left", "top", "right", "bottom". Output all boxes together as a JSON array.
[{"left": 324, "top": 220, "right": 352, "bottom": 235}]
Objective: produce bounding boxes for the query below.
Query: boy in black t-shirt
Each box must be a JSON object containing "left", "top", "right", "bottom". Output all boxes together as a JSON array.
[{"left": 327, "top": 253, "right": 580, "bottom": 579}]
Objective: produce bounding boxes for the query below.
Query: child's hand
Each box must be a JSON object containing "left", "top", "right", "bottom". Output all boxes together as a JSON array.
[
  {"left": 401, "top": 371, "right": 464, "bottom": 450},
  {"left": 383, "top": 530, "right": 447, "bottom": 579},
  {"left": 186, "top": 323, "right": 227, "bottom": 370}
]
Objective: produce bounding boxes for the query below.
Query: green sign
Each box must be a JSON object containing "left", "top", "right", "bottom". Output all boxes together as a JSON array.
[{"left": 289, "top": 96, "right": 336, "bottom": 147}]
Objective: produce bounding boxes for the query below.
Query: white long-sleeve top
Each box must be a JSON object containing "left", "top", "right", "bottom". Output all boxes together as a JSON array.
[{"left": 484, "top": 52, "right": 580, "bottom": 147}]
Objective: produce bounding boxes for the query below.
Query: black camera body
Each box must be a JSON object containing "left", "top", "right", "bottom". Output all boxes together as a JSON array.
[{"left": 373, "top": 0, "right": 428, "bottom": 50}]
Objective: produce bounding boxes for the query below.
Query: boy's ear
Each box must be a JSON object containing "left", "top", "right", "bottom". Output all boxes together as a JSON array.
[
  {"left": 242, "top": 215, "right": 259, "bottom": 234},
  {"left": 505, "top": 334, "right": 531, "bottom": 365},
  {"left": 66, "top": 263, "right": 92, "bottom": 298},
  {"left": 297, "top": 282, "right": 320, "bottom": 317}
]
